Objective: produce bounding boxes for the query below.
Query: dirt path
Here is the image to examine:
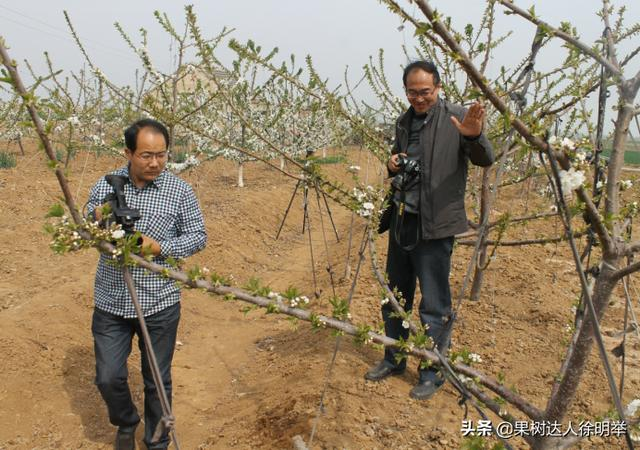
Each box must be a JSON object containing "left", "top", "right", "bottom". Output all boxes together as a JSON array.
[{"left": 0, "top": 145, "right": 637, "bottom": 449}]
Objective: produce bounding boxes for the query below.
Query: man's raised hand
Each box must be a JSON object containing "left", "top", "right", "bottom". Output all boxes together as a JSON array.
[{"left": 450, "top": 101, "right": 485, "bottom": 138}]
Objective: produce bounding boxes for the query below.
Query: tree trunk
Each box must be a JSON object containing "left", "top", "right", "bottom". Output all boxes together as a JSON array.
[
  {"left": 237, "top": 161, "right": 244, "bottom": 188},
  {"left": 470, "top": 167, "right": 491, "bottom": 300},
  {"left": 534, "top": 264, "right": 618, "bottom": 449}
]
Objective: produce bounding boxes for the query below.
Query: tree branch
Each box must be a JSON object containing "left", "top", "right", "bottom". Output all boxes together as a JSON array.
[
  {"left": 611, "top": 260, "right": 640, "bottom": 282},
  {"left": 496, "top": 0, "right": 622, "bottom": 78},
  {"left": 367, "top": 229, "right": 543, "bottom": 420},
  {"left": 457, "top": 230, "right": 586, "bottom": 247},
  {"left": 406, "top": 0, "right": 614, "bottom": 256},
  {"left": 0, "top": 39, "right": 82, "bottom": 225}
]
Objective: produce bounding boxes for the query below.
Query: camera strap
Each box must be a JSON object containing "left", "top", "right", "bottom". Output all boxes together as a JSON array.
[
  {"left": 393, "top": 188, "right": 421, "bottom": 251},
  {"left": 391, "top": 105, "right": 440, "bottom": 252}
]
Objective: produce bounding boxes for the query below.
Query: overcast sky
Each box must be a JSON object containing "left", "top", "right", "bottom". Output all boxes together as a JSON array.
[{"left": 0, "top": 0, "right": 638, "bottom": 128}]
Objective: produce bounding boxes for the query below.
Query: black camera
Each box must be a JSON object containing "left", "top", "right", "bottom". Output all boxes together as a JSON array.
[
  {"left": 391, "top": 156, "right": 421, "bottom": 191},
  {"left": 104, "top": 175, "right": 141, "bottom": 235}
]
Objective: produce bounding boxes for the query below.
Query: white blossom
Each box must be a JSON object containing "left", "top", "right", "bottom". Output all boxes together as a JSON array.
[
  {"left": 356, "top": 201, "right": 375, "bottom": 218},
  {"left": 381, "top": 297, "right": 390, "bottom": 305},
  {"left": 167, "top": 155, "right": 200, "bottom": 173},
  {"left": 401, "top": 320, "right": 410, "bottom": 329},
  {"left": 67, "top": 116, "right": 80, "bottom": 126},
  {"left": 626, "top": 399, "right": 640, "bottom": 418},
  {"left": 561, "top": 137, "right": 576, "bottom": 150},
  {"left": 620, "top": 179, "right": 633, "bottom": 191},
  {"left": 469, "top": 353, "right": 482, "bottom": 364},
  {"left": 111, "top": 229, "right": 125, "bottom": 240},
  {"left": 559, "top": 168, "right": 585, "bottom": 193},
  {"left": 352, "top": 187, "right": 366, "bottom": 202},
  {"left": 573, "top": 150, "right": 587, "bottom": 165}
]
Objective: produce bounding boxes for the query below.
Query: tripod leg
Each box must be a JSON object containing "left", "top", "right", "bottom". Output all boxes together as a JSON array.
[
  {"left": 122, "top": 265, "right": 180, "bottom": 449},
  {"left": 304, "top": 201, "right": 320, "bottom": 298},
  {"left": 302, "top": 183, "right": 310, "bottom": 235},
  {"left": 313, "top": 186, "right": 338, "bottom": 297},
  {"left": 320, "top": 187, "right": 340, "bottom": 242},
  {"left": 275, "top": 180, "right": 301, "bottom": 240}
]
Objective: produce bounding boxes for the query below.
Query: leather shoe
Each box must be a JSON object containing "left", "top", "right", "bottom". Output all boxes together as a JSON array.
[
  {"left": 364, "top": 361, "right": 405, "bottom": 381},
  {"left": 115, "top": 426, "right": 136, "bottom": 450},
  {"left": 410, "top": 372, "right": 444, "bottom": 400}
]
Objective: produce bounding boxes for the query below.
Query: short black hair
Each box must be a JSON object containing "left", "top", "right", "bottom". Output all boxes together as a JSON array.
[
  {"left": 402, "top": 60, "right": 441, "bottom": 87},
  {"left": 124, "top": 118, "right": 170, "bottom": 152}
]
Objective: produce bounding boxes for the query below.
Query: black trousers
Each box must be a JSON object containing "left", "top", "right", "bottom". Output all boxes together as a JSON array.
[
  {"left": 383, "top": 212, "right": 454, "bottom": 381},
  {"left": 92, "top": 303, "right": 180, "bottom": 449}
]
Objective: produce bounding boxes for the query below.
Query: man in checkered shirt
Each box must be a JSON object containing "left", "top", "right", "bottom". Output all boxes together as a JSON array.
[{"left": 86, "top": 119, "right": 206, "bottom": 450}]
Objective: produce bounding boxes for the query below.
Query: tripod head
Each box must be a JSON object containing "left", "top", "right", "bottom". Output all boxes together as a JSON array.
[{"left": 104, "top": 175, "right": 141, "bottom": 234}]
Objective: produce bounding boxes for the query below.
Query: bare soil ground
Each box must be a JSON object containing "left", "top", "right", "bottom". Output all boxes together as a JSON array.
[{"left": 0, "top": 143, "right": 638, "bottom": 449}]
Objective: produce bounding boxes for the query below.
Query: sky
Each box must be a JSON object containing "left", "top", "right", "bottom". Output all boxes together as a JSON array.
[{"left": 0, "top": 0, "right": 638, "bottom": 130}]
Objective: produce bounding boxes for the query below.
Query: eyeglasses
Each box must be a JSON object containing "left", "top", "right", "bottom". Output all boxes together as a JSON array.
[
  {"left": 136, "top": 151, "right": 168, "bottom": 161},
  {"left": 406, "top": 89, "right": 434, "bottom": 99}
]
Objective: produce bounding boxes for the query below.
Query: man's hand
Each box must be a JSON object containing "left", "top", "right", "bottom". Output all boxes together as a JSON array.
[
  {"left": 451, "top": 101, "right": 485, "bottom": 138},
  {"left": 92, "top": 203, "right": 112, "bottom": 222},
  {"left": 387, "top": 153, "right": 408, "bottom": 173},
  {"left": 140, "top": 235, "right": 161, "bottom": 257}
]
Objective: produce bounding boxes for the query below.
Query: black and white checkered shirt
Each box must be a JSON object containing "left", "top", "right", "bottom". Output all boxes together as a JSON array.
[{"left": 86, "top": 165, "right": 207, "bottom": 318}]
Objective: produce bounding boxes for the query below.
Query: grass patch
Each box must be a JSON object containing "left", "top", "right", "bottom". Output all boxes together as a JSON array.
[
  {"left": 294, "top": 154, "right": 347, "bottom": 165},
  {"left": 171, "top": 150, "right": 188, "bottom": 163},
  {"left": 0, "top": 151, "right": 16, "bottom": 169},
  {"left": 602, "top": 149, "right": 640, "bottom": 165}
]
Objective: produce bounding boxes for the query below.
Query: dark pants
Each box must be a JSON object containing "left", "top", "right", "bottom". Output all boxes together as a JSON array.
[
  {"left": 383, "top": 212, "right": 453, "bottom": 381},
  {"left": 92, "top": 303, "right": 180, "bottom": 449}
]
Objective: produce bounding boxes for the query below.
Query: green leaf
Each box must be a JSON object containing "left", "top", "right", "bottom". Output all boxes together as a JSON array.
[
  {"left": 527, "top": 5, "right": 536, "bottom": 18},
  {"left": 46, "top": 203, "right": 65, "bottom": 218},
  {"left": 464, "top": 23, "right": 473, "bottom": 39},
  {"left": 414, "top": 22, "right": 432, "bottom": 37}
]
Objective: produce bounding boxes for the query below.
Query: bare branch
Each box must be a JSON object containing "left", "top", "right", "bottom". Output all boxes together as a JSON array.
[
  {"left": 405, "top": 0, "right": 614, "bottom": 255},
  {"left": 382, "top": 0, "right": 449, "bottom": 55},
  {"left": 496, "top": 0, "right": 622, "bottom": 78},
  {"left": 457, "top": 230, "right": 586, "bottom": 247},
  {"left": 575, "top": 186, "right": 615, "bottom": 253},
  {"left": 611, "top": 260, "right": 640, "bottom": 282},
  {"left": 624, "top": 241, "right": 640, "bottom": 256},
  {"left": 0, "top": 39, "right": 82, "bottom": 225},
  {"left": 466, "top": 211, "right": 559, "bottom": 233},
  {"left": 601, "top": 1, "right": 621, "bottom": 71}
]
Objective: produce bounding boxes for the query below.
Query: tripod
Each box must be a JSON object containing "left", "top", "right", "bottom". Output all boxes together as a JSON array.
[
  {"left": 275, "top": 161, "right": 340, "bottom": 298},
  {"left": 275, "top": 174, "right": 339, "bottom": 242}
]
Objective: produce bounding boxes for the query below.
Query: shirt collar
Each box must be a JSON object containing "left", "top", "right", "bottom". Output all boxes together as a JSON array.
[{"left": 123, "top": 164, "right": 167, "bottom": 190}]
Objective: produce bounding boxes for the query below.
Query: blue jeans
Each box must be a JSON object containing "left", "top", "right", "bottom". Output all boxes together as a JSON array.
[
  {"left": 92, "top": 302, "right": 180, "bottom": 449},
  {"left": 383, "top": 212, "right": 453, "bottom": 381}
]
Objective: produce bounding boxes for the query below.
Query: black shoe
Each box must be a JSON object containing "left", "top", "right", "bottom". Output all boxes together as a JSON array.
[
  {"left": 115, "top": 426, "right": 136, "bottom": 450},
  {"left": 410, "top": 372, "right": 444, "bottom": 400},
  {"left": 364, "top": 361, "right": 405, "bottom": 381}
]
